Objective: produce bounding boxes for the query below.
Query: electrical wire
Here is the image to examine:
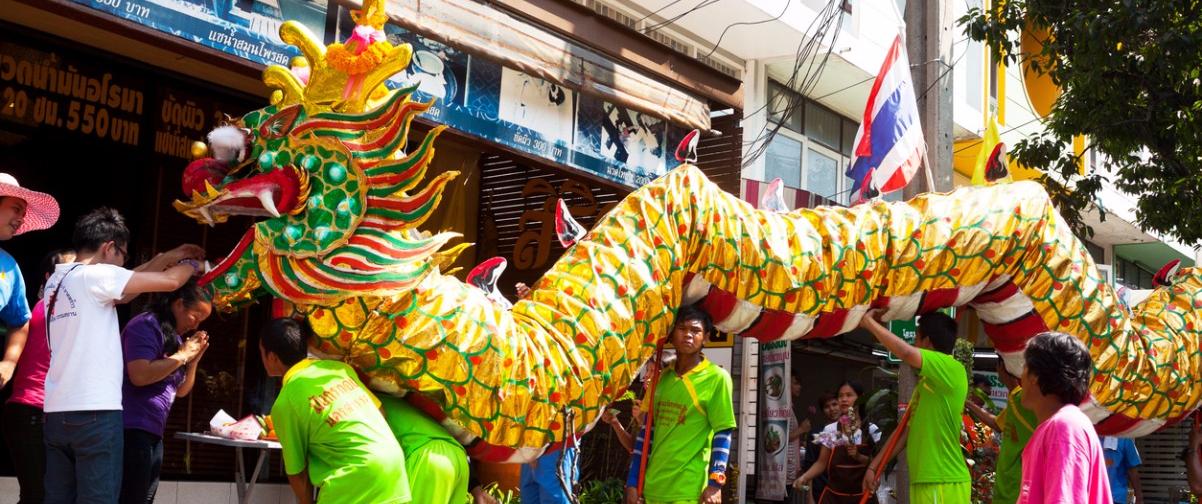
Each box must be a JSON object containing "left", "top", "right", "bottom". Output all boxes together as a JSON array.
[{"left": 697, "top": 0, "right": 793, "bottom": 61}]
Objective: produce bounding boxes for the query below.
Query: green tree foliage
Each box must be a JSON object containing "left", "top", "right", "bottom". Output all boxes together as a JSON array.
[{"left": 961, "top": 2, "right": 1202, "bottom": 245}]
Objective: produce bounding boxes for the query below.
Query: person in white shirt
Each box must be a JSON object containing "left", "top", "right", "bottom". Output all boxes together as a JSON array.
[{"left": 42, "top": 207, "right": 203, "bottom": 504}]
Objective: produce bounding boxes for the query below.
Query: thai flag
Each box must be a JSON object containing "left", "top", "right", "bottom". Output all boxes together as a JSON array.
[{"left": 846, "top": 35, "right": 926, "bottom": 204}]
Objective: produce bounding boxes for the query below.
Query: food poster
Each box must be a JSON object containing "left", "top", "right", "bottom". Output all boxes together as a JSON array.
[{"left": 756, "top": 341, "right": 791, "bottom": 501}]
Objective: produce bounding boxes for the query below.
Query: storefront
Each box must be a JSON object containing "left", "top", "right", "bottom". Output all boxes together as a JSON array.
[{"left": 2, "top": 0, "right": 745, "bottom": 489}]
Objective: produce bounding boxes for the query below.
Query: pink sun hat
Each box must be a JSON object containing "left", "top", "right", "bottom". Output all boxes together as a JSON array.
[{"left": 0, "top": 173, "right": 59, "bottom": 235}]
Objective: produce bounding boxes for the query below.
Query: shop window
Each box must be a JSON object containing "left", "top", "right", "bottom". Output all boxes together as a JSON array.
[
  {"left": 768, "top": 81, "right": 803, "bottom": 133},
  {"left": 765, "top": 134, "right": 803, "bottom": 188},
  {"left": 805, "top": 101, "right": 842, "bottom": 151},
  {"left": 805, "top": 147, "right": 841, "bottom": 202}
]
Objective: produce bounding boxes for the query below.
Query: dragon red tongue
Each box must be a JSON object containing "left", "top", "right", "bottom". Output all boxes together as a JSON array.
[{"left": 182, "top": 158, "right": 228, "bottom": 196}]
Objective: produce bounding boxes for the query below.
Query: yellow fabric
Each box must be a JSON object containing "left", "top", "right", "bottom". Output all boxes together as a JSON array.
[
  {"left": 971, "top": 114, "right": 1009, "bottom": 185},
  {"left": 417, "top": 137, "right": 480, "bottom": 277}
]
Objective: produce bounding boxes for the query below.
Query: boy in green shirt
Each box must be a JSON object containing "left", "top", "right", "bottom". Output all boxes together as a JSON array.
[
  {"left": 965, "top": 358, "right": 1038, "bottom": 504},
  {"left": 861, "top": 312, "right": 971, "bottom": 502},
  {"left": 380, "top": 395, "right": 469, "bottom": 504},
  {"left": 260, "top": 318, "right": 410, "bottom": 504},
  {"left": 625, "top": 305, "right": 736, "bottom": 504}
]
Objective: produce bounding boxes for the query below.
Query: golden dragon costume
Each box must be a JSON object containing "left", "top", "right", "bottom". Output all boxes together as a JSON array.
[{"left": 174, "top": 1, "right": 1202, "bottom": 462}]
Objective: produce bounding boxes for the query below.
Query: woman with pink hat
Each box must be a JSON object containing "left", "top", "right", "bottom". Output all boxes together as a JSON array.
[
  {"left": 0, "top": 172, "right": 59, "bottom": 383},
  {"left": 0, "top": 172, "right": 59, "bottom": 504}
]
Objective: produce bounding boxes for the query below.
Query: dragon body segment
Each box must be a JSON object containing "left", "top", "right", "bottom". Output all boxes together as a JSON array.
[{"left": 177, "top": 1, "right": 1202, "bottom": 463}]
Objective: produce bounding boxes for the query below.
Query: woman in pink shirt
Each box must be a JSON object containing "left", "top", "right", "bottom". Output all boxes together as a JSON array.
[
  {"left": 3, "top": 249, "right": 74, "bottom": 504},
  {"left": 1017, "top": 331, "right": 1112, "bottom": 504}
]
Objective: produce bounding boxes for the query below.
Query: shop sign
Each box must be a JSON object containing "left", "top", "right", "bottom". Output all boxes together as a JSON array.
[
  {"left": 0, "top": 41, "right": 145, "bottom": 146},
  {"left": 68, "top": 0, "right": 332, "bottom": 67},
  {"left": 382, "top": 25, "right": 688, "bottom": 189},
  {"left": 756, "top": 341, "right": 792, "bottom": 501}
]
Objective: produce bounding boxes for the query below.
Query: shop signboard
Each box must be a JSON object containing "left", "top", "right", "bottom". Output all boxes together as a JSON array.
[
  {"left": 63, "top": 0, "right": 689, "bottom": 188},
  {"left": 382, "top": 25, "right": 687, "bottom": 189},
  {"left": 755, "top": 341, "right": 792, "bottom": 501},
  {"left": 68, "top": 0, "right": 333, "bottom": 67}
]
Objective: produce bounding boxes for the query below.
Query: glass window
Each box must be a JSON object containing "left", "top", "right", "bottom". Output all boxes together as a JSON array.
[
  {"left": 805, "top": 102, "right": 842, "bottom": 151},
  {"left": 805, "top": 148, "right": 840, "bottom": 201},
  {"left": 766, "top": 134, "right": 803, "bottom": 188},
  {"left": 768, "top": 81, "right": 802, "bottom": 133},
  {"left": 842, "top": 121, "right": 858, "bottom": 157}
]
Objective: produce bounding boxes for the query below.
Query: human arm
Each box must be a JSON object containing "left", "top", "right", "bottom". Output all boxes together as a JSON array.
[
  {"left": 119, "top": 244, "right": 205, "bottom": 302},
  {"left": 699, "top": 429, "right": 733, "bottom": 503},
  {"left": 603, "top": 409, "right": 635, "bottom": 452},
  {"left": 126, "top": 331, "right": 208, "bottom": 387},
  {"left": 176, "top": 334, "right": 209, "bottom": 397},
  {"left": 859, "top": 313, "right": 922, "bottom": 370},
  {"left": 864, "top": 422, "right": 909, "bottom": 493},
  {"left": 1187, "top": 423, "right": 1202, "bottom": 495},
  {"left": 966, "top": 399, "right": 1000, "bottom": 432},
  {"left": 287, "top": 472, "right": 314, "bottom": 504},
  {"left": 794, "top": 445, "right": 830, "bottom": 489},
  {"left": 1129, "top": 467, "right": 1143, "bottom": 503},
  {"left": 0, "top": 322, "right": 29, "bottom": 387}
]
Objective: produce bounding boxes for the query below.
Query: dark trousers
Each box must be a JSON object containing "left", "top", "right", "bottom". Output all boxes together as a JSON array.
[
  {"left": 119, "top": 429, "right": 163, "bottom": 504},
  {"left": 3, "top": 403, "right": 46, "bottom": 504},
  {"left": 44, "top": 410, "right": 124, "bottom": 504}
]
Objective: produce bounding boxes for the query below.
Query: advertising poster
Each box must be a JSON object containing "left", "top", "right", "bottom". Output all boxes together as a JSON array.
[
  {"left": 70, "top": 0, "right": 333, "bottom": 67},
  {"left": 756, "top": 341, "right": 792, "bottom": 501}
]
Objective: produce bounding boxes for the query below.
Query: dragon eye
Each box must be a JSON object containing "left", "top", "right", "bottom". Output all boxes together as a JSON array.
[{"left": 259, "top": 105, "right": 302, "bottom": 140}]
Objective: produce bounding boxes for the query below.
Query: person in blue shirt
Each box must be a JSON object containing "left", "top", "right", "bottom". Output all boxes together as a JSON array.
[
  {"left": 1101, "top": 435, "right": 1143, "bottom": 504},
  {"left": 0, "top": 173, "right": 59, "bottom": 388}
]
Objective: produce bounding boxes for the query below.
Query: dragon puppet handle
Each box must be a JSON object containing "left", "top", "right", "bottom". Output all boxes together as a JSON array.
[{"left": 175, "top": 0, "right": 1202, "bottom": 463}]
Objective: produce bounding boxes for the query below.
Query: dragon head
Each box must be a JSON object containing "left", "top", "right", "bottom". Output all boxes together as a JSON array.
[{"left": 176, "top": 0, "right": 465, "bottom": 311}]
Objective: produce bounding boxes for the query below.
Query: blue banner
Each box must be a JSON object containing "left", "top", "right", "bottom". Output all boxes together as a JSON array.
[
  {"left": 68, "top": 0, "right": 683, "bottom": 188},
  {"left": 68, "top": 0, "right": 331, "bottom": 67},
  {"left": 383, "top": 26, "right": 685, "bottom": 188}
]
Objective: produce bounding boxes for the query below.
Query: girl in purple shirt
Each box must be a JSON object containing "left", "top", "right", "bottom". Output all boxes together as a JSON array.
[{"left": 119, "top": 279, "right": 211, "bottom": 504}]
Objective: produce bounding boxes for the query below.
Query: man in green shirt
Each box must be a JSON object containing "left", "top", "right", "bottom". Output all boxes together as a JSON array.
[
  {"left": 861, "top": 311, "right": 971, "bottom": 502},
  {"left": 380, "top": 395, "right": 469, "bottom": 504},
  {"left": 260, "top": 318, "right": 410, "bottom": 504},
  {"left": 965, "top": 358, "right": 1038, "bottom": 504},
  {"left": 625, "top": 305, "right": 737, "bottom": 504}
]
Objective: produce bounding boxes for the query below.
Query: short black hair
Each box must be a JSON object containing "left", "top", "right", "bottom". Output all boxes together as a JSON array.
[
  {"left": 917, "top": 311, "right": 958, "bottom": 354},
  {"left": 1024, "top": 331, "right": 1091, "bottom": 406},
  {"left": 73, "top": 207, "right": 129, "bottom": 253},
  {"left": 972, "top": 374, "right": 991, "bottom": 387},
  {"left": 818, "top": 392, "right": 838, "bottom": 406},
  {"left": 261, "top": 318, "right": 311, "bottom": 367},
  {"left": 674, "top": 304, "right": 715, "bottom": 337}
]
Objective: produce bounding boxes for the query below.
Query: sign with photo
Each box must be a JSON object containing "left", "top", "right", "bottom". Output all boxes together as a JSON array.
[
  {"left": 66, "top": 2, "right": 689, "bottom": 188},
  {"left": 383, "top": 24, "right": 686, "bottom": 189},
  {"left": 756, "top": 341, "right": 792, "bottom": 501},
  {"left": 69, "top": 0, "right": 333, "bottom": 67}
]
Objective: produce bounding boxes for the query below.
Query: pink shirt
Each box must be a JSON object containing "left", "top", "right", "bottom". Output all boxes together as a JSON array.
[
  {"left": 8, "top": 299, "right": 48, "bottom": 408},
  {"left": 1018, "top": 404, "right": 1111, "bottom": 504}
]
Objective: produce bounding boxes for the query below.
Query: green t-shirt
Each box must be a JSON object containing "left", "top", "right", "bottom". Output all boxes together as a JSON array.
[
  {"left": 992, "top": 387, "right": 1038, "bottom": 504},
  {"left": 906, "top": 349, "right": 970, "bottom": 484},
  {"left": 379, "top": 394, "right": 460, "bottom": 453},
  {"left": 272, "top": 359, "right": 410, "bottom": 504},
  {"left": 644, "top": 359, "right": 737, "bottom": 502}
]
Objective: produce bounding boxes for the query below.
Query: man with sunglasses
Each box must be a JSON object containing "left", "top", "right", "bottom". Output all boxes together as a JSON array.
[{"left": 42, "top": 207, "right": 203, "bottom": 504}]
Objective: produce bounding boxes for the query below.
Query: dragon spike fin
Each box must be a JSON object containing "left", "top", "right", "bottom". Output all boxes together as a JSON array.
[
  {"left": 364, "top": 171, "right": 459, "bottom": 230},
  {"left": 364, "top": 126, "right": 446, "bottom": 196},
  {"left": 675, "top": 130, "right": 700, "bottom": 163},
  {"left": 554, "top": 199, "right": 587, "bottom": 247},
  {"left": 433, "top": 241, "right": 473, "bottom": 271}
]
